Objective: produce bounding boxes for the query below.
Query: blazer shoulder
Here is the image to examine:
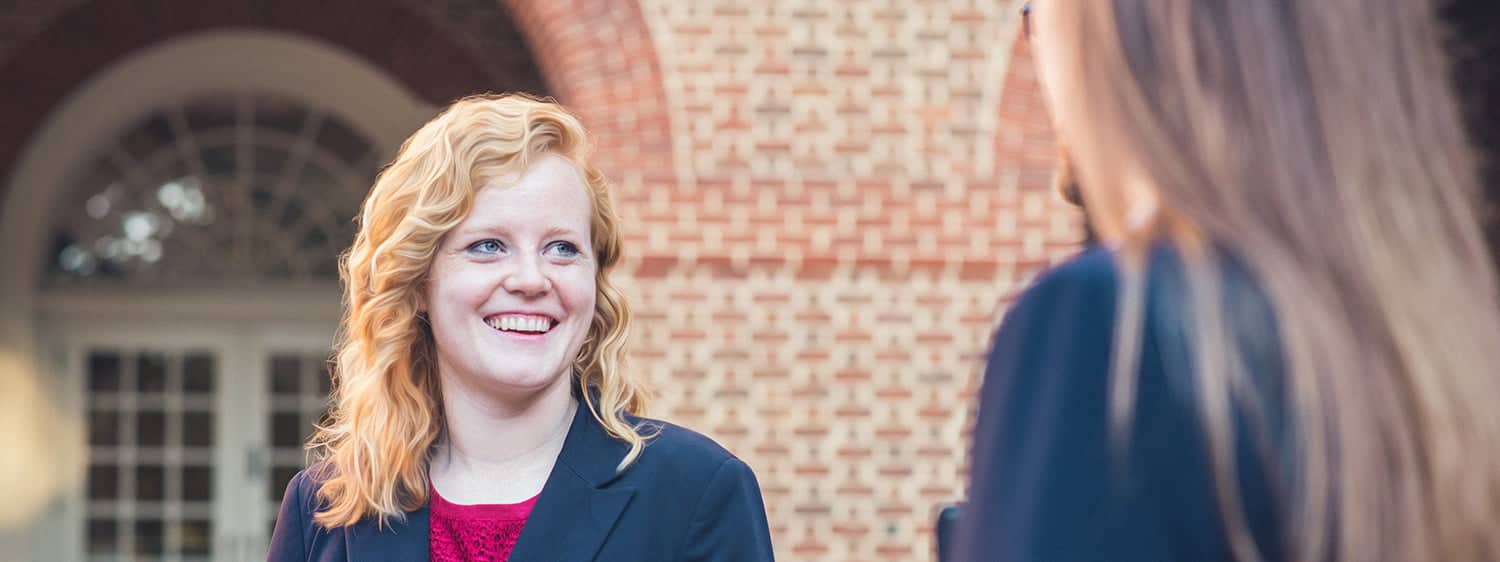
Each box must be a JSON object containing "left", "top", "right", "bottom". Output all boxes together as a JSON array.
[
  {"left": 293, "top": 461, "right": 331, "bottom": 494},
  {"left": 268, "top": 461, "right": 334, "bottom": 560},
  {"left": 1023, "top": 245, "right": 1121, "bottom": 304},
  {"left": 284, "top": 461, "right": 341, "bottom": 517},
  {"left": 994, "top": 245, "right": 1122, "bottom": 347},
  {"left": 627, "top": 416, "right": 744, "bottom": 478}
]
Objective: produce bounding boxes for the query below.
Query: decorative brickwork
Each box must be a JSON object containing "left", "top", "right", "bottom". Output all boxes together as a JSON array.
[{"left": 611, "top": 3, "right": 1081, "bottom": 560}]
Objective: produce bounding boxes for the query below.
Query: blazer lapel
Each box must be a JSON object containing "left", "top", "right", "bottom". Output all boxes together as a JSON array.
[
  {"left": 508, "top": 401, "right": 637, "bottom": 562},
  {"left": 345, "top": 504, "right": 429, "bottom": 561}
]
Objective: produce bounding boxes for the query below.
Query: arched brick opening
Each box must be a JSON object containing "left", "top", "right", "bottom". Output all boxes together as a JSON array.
[
  {"left": 501, "top": 0, "right": 675, "bottom": 178},
  {"left": 0, "top": 0, "right": 549, "bottom": 206}
]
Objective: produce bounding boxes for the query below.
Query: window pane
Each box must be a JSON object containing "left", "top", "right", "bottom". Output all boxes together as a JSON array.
[
  {"left": 269, "top": 355, "right": 301, "bottom": 395},
  {"left": 176, "top": 519, "right": 213, "bottom": 556},
  {"left": 88, "top": 352, "right": 121, "bottom": 392},
  {"left": 136, "top": 465, "right": 165, "bottom": 500},
  {"left": 136, "top": 353, "right": 167, "bottom": 393},
  {"left": 271, "top": 412, "right": 305, "bottom": 448},
  {"left": 89, "top": 410, "right": 119, "bottom": 446},
  {"left": 86, "top": 518, "right": 117, "bottom": 554},
  {"left": 137, "top": 411, "right": 166, "bottom": 446},
  {"left": 253, "top": 94, "right": 308, "bottom": 136},
  {"left": 200, "top": 145, "right": 237, "bottom": 179},
  {"left": 182, "top": 411, "right": 213, "bottom": 448},
  {"left": 183, "top": 96, "right": 236, "bottom": 133},
  {"left": 182, "top": 466, "right": 213, "bottom": 501},
  {"left": 182, "top": 353, "right": 215, "bottom": 394},
  {"left": 87, "top": 464, "right": 118, "bottom": 500},
  {"left": 254, "top": 144, "right": 291, "bottom": 180},
  {"left": 270, "top": 465, "right": 300, "bottom": 502},
  {"left": 134, "top": 519, "right": 164, "bottom": 555},
  {"left": 120, "top": 112, "right": 175, "bottom": 163},
  {"left": 315, "top": 118, "right": 371, "bottom": 165}
]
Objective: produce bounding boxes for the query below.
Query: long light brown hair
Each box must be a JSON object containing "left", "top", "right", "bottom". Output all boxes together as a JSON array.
[
  {"left": 306, "top": 93, "right": 649, "bottom": 529},
  {"left": 1041, "top": 1, "right": 1500, "bottom": 560}
]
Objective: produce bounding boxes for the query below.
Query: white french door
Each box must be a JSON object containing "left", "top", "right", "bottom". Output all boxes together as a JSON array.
[{"left": 46, "top": 312, "right": 335, "bottom": 562}]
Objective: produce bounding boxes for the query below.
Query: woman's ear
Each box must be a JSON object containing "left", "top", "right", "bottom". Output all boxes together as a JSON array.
[{"left": 1053, "top": 144, "right": 1084, "bottom": 207}]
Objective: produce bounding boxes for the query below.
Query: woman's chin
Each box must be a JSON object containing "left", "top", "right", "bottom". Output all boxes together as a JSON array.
[{"left": 472, "top": 370, "right": 572, "bottom": 397}]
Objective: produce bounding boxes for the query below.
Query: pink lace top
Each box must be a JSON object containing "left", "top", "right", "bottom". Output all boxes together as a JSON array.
[{"left": 429, "top": 484, "right": 539, "bottom": 562}]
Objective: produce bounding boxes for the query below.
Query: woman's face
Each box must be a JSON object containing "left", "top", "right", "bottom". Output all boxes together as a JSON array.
[
  {"left": 1026, "top": 0, "right": 1158, "bottom": 240},
  {"left": 424, "top": 153, "right": 599, "bottom": 399}
]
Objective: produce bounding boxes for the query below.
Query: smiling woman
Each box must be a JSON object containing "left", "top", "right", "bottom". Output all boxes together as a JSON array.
[{"left": 266, "top": 94, "right": 775, "bottom": 562}]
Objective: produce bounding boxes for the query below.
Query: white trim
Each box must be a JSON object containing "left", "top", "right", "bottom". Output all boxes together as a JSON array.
[{"left": 39, "top": 287, "right": 342, "bottom": 331}]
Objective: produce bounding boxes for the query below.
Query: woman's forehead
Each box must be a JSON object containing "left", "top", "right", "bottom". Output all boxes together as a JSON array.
[{"left": 458, "top": 155, "right": 594, "bottom": 234}]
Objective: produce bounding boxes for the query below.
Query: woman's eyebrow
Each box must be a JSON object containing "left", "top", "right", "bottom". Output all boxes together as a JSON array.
[{"left": 542, "top": 225, "right": 584, "bottom": 239}]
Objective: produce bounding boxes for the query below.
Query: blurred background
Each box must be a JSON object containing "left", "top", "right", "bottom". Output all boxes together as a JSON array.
[{"left": 2, "top": 1, "right": 1487, "bottom": 561}]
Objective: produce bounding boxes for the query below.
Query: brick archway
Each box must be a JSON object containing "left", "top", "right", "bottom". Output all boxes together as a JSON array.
[
  {"left": 0, "top": 0, "right": 549, "bottom": 200},
  {"left": 501, "top": 0, "right": 675, "bottom": 178}
]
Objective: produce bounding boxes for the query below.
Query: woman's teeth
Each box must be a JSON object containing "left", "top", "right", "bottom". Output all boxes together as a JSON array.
[{"left": 486, "top": 315, "right": 551, "bottom": 333}]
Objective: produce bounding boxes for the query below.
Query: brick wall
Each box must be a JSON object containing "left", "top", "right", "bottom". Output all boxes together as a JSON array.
[{"left": 611, "top": 2, "right": 1081, "bottom": 561}]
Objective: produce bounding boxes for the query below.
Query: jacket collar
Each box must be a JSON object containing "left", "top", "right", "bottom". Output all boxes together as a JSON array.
[
  {"left": 508, "top": 396, "right": 638, "bottom": 561},
  {"left": 345, "top": 393, "right": 637, "bottom": 562}
]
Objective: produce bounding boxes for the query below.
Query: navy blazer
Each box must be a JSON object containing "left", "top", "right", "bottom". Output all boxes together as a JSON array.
[
  {"left": 956, "top": 246, "right": 1288, "bottom": 561},
  {"left": 266, "top": 403, "right": 776, "bottom": 562}
]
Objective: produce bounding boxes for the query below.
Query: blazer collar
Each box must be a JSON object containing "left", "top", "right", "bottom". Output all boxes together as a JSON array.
[
  {"left": 344, "top": 394, "right": 638, "bottom": 562},
  {"left": 508, "top": 397, "right": 638, "bottom": 561}
]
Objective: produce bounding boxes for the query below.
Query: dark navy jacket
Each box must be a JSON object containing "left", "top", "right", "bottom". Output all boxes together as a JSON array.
[
  {"left": 957, "top": 246, "right": 1290, "bottom": 561},
  {"left": 266, "top": 403, "right": 775, "bottom": 562}
]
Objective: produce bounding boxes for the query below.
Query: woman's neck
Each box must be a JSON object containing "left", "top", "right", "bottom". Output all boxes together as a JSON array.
[{"left": 431, "top": 375, "right": 577, "bottom": 503}]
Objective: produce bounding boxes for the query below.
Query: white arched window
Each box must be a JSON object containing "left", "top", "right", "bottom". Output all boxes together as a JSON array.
[{"left": 47, "top": 92, "right": 377, "bottom": 285}]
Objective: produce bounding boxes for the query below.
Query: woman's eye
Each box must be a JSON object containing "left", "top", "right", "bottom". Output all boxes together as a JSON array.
[
  {"left": 466, "top": 239, "right": 504, "bottom": 255},
  {"left": 546, "top": 241, "right": 581, "bottom": 258}
]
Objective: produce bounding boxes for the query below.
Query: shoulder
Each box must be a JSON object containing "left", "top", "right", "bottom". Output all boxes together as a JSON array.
[
  {"left": 268, "top": 461, "right": 336, "bottom": 559},
  {"left": 606, "top": 419, "right": 774, "bottom": 559},
  {"left": 982, "top": 246, "right": 1121, "bottom": 401},
  {"left": 281, "top": 461, "right": 332, "bottom": 515},
  {"left": 294, "top": 461, "right": 333, "bottom": 490},
  {"left": 981, "top": 243, "right": 1214, "bottom": 427},
  {"left": 1000, "top": 245, "right": 1124, "bottom": 340},
  {"left": 286, "top": 462, "right": 322, "bottom": 501},
  {"left": 1020, "top": 244, "right": 1121, "bottom": 306},
  {"left": 1000, "top": 243, "right": 1206, "bottom": 344},
  {"left": 279, "top": 460, "right": 357, "bottom": 521},
  {"left": 609, "top": 415, "right": 765, "bottom": 505},
  {"left": 990, "top": 246, "right": 1122, "bottom": 361},
  {"left": 625, "top": 415, "right": 744, "bottom": 477}
]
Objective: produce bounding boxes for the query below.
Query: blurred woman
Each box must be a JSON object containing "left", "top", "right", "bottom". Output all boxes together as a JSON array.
[
  {"left": 267, "top": 94, "right": 774, "bottom": 562},
  {"left": 959, "top": 1, "right": 1500, "bottom": 561}
]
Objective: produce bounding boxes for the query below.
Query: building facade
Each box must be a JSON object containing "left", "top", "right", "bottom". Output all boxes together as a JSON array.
[{"left": 0, "top": 1, "right": 1079, "bottom": 561}]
